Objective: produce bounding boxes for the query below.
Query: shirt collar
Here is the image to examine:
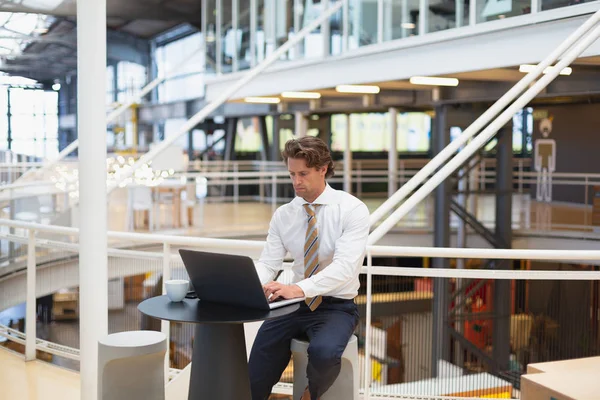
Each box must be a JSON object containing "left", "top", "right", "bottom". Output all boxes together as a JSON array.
[{"left": 291, "top": 184, "right": 338, "bottom": 206}]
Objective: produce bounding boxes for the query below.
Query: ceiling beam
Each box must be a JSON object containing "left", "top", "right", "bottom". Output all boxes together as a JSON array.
[{"left": 0, "top": 0, "right": 202, "bottom": 23}]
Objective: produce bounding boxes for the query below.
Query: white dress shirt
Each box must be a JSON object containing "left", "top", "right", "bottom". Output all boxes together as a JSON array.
[{"left": 255, "top": 184, "right": 370, "bottom": 299}]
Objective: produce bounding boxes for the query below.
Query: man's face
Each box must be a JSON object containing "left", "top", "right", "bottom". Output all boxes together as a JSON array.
[{"left": 287, "top": 157, "right": 326, "bottom": 200}]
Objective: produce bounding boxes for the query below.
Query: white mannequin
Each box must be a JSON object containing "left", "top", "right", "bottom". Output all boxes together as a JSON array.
[{"left": 534, "top": 117, "right": 556, "bottom": 202}]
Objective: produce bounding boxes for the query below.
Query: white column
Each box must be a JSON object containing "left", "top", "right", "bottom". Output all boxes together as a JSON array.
[
  {"left": 344, "top": 114, "right": 352, "bottom": 193},
  {"left": 295, "top": 111, "right": 307, "bottom": 137},
  {"left": 388, "top": 108, "right": 398, "bottom": 197},
  {"left": 77, "top": 0, "right": 108, "bottom": 397}
]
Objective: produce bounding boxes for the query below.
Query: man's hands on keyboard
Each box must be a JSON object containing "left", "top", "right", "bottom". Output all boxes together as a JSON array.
[{"left": 263, "top": 282, "right": 304, "bottom": 302}]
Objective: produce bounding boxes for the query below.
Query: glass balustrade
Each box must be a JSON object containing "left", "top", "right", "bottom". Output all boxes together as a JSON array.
[{"left": 194, "top": 0, "right": 595, "bottom": 77}]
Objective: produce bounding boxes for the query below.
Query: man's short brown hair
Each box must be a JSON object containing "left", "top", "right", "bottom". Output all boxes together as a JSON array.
[{"left": 282, "top": 136, "right": 335, "bottom": 179}]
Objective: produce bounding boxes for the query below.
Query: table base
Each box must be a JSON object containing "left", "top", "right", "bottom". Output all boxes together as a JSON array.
[{"left": 188, "top": 323, "right": 251, "bottom": 399}]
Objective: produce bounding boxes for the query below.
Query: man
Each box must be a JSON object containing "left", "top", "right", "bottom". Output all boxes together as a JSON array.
[{"left": 249, "top": 136, "right": 370, "bottom": 400}]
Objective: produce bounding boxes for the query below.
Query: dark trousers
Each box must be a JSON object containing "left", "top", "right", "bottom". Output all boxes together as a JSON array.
[{"left": 248, "top": 297, "right": 359, "bottom": 400}]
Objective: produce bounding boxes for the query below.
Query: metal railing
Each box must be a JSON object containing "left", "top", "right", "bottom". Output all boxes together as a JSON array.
[{"left": 1, "top": 218, "right": 600, "bottom": 399}]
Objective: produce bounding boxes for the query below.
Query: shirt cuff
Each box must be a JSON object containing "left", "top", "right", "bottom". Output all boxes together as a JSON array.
[
  {"left": 295, "top": 278, "right": 319, "bottom": 299},
  {"left": 255, "top": 263, "right": 275, "bottom": 285}
]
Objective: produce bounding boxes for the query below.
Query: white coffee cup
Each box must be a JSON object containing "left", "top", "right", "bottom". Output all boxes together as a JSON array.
[{"left": 165, "top": 279, "right": 189, "bottom": 302}]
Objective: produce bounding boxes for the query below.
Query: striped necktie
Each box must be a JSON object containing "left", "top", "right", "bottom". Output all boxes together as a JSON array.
[{"left": 303, "top": 204, "right": 322, "bottom": 311}]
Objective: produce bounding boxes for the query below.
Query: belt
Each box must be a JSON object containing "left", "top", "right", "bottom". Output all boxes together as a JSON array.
[{"left": 318, "top": 296, "right": 354, "bottom": 304}]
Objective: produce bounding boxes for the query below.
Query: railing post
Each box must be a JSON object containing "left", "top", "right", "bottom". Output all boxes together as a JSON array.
[
  {"left": 388, "top": 108, "right": 398, "bottom": 197},
  {"left": 344, "top": 114, "right": 352, "bottom": 193},
  {"left": 518, "top": 159, "right": 524, "bottom": 193},
  {"left": 25, "top": 229, "right": 36, "bottom": 361},
  {"left": 233, "top": 163, "right": 239, "bottom": 203},
  {"left": 259, "top": 163, "right": 265, "bottom": 202},
  {"left": 357, "top": 167, "right": 362, "bottom": 199},
  {"left": 364, "top": 251, "right": 373, "bottom": 399},
  {"left": 585, "top": 176, "right": 589, "bottom": 226},
  {"left": 271, "top": 174, "right": 277, "bottom": 214},
  {"left": 162, "top": 242, "right": 171, "bottom": 384}
]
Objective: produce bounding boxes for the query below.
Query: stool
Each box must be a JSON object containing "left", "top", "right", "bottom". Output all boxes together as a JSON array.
[
  {"left": 98, "top": 330, "right": 167, "bottom": 400},
  {"left": 291, "top": 335, "right": 359, "bottom": 400}
]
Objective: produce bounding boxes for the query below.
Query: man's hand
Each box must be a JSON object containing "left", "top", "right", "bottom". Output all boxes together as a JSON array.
[{"left": 263, "top": 282, "right": 305, "bottom": 302}]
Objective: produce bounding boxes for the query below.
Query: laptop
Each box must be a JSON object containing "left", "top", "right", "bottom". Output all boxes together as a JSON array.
[{"left": 179, "top": 249, "right": 304, "bottom": 310}]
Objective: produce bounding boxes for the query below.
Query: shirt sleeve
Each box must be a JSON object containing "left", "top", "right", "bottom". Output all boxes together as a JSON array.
[
  {"left": 255, "top": 209, "right": 287, "bottom": 285},
  {"left": 295, "top": 202, "right": 370, "bottom": 298}
]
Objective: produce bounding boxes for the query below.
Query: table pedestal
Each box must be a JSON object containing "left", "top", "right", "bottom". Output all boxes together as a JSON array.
[{"left": 188, "top": 323, "right": 251, "bottom": 399}]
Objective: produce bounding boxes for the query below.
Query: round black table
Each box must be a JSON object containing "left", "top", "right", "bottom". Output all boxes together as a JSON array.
[{"left": 138, "top": 295, "right": 299, "bottom": 400}]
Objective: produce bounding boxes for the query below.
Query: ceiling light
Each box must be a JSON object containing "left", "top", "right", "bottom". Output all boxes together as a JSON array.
[
  {"left": 281, "top": 91, "right": 321, "bottom": 99},
  {"left": 401, "top": 22, "right": 416, "bottom": 29},
  {"left": 409, "top": 76, "right": 459, "bottom": 86},
  {"left": 244, "top": 96, "right": 280, "bottom": 104},
  {"left": 335, "top": 84, "right": 380, "bottom": 94},
  {"left": 52, "top": 83, "right": 61, "bottom": 91},
  {"left": 519, "top": 64, "right": 572, "bottom": 76}
]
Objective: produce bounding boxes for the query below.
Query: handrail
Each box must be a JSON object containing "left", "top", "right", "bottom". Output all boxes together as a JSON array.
[
  {"left": 368, "top": 9, "right": 600, "bottom": 229},
  {"left": 368, "top": 17, "right": 600, "bottom": 245},
  {"left": 106, "top": 1, "right": 346, "bottom": 193},
  {"left": 2, "top": 217, "right": 599, "bottom": 261}
]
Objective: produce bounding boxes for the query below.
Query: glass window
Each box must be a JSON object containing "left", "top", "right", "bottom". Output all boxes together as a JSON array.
[
  {"left": 0, "top": 87, "right": 7, "bottom": 145},
  {"left": 237, "top": 0, "right": 252, "bottom": 70},
  {"left": 235, "top": 118, "right": 263, "bottom": 152},
  {"left": 331, "top": 111, "right": 431, "bottom": 152},
  {"left": 397, "top": 112, "right": 431, "bottom": 152},
  {"left": 348, "top": 0, "right": 378, "bottom": 49},
  {"left": 155, "top": 32, "right": 205, "bottom": 103},
  {"left": 541, "top": 0, "right": 594, "bottom": 11},
  {"left": 383, "top": 0, "right": 420, "bottom": 40},
  {"left": 255, "top": 0, "right": 268, "bottom": 63},
  {"left": 11, "top": 140, "right": 35, "bottom": 155},
  {"left": 206, "top": 0, "right": 218, "bottom": 72},
  {"left": 117, "top": 61, "right": 147, "bottom": 103},
  {"left": 426, "top": 0, "right": 470, "bottom": 33},
  {"left": 44, "top": 115, "right": 59, "bottom": 139},
  {"left": 106, "top": 64, "right": 115, "bottom": 105},
  {"left": 6, "top": 88, "right": 59, "bottom": 157},
  {"left": 476, "top": 0, "right": 530, "bottom": 24},
  {"left": 43, "top": 91, "right": 58, "bottom": 114}
]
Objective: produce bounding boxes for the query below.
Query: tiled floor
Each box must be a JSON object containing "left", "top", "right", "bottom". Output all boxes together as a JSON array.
[{"left": 0, "top": 347, "right": 80, "bottom": 400}]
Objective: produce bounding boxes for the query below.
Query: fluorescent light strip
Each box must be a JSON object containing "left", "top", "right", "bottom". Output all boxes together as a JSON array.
[
  {"left": 519, "top": 64, "right": 572, "bottom": 76},
  {"left": 244, "top": 96, "right": 280, "bottom": 104},
  {"left": 335, "top": 84, "right": 380, "bottom": 94},
  {"left": 281, "top": 91, "right": 321, "bottom": 99},
  {"left": 409, "top": 76, "right": 459, "bottom": 87}
]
